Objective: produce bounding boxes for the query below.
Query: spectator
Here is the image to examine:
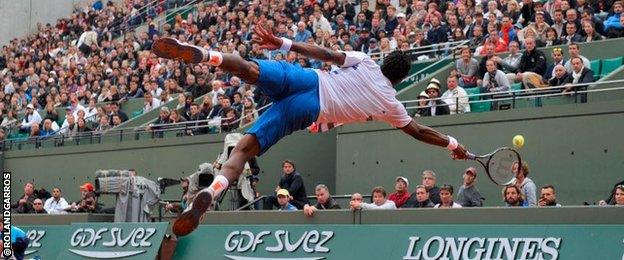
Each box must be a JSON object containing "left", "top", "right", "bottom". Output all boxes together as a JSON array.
[
  {"left": 515, "top": 37, "right": 548, "bottom": 89},
  {"left": 220, "top": 108, "right": 239, "bottom": 133},
  {"left": 441, "top": 76, "right": 470, "bottom": 114},
  {"left": 512, "top": 161, "right": 537, "bottom": 206},
  {"left": 32, "top": 199, "right": 47, "bottom": 214},
  {"left": 351, "top": 186, "right": 397, "bottom": 210},
  {"left": 434, "top": 184, "right": 462, "bottom": 208},
  {"left": 456, "top": 47, "right": 479, "bottom": 88},
  {"left": 350, "top": 192, "right": 363, "bottom": 203},
  {"left": 562, "top": 22, "right": 583, "bottom": 44},
  {"left": 150, "top": 107, "right": 171, "bottom": 136},
  {"left": 482, "top": 59, "right": 511, "bottom": 94},
  {"left": 40, "top": 119, "right": 56, "bottom": 137},
  {"left": 538, "top": 185, "right": 562, "bottom": 206},
  {"left": 456, "top": 167, "right": 484, "bottom": 207},
  {"left": 388, "top": 176, "right": 410, "bottom": 208},
  {"left": 264, "top": 160, "right": 309, "bottom": 210},
  {"left": 545, "top": 47, "right": 566, "bottom": 80},
  {"left": 415, "top": 91, "right": 431, "bottom": 117},
  {"left": 143, "top": 91, "right": 162, "bottom": 113},
  {"left": 581, "top": 21, "right": 605, "bottom": 42},
  {"left": 43, "top": 187, "right": 69, "bottom": 214},
  {"left": 563, "top": 57, "right": 594, "bottom": 102},
  {"left": 603, "top": 1, "right": 623, "bottom": 32},
  {"left": 1, "top": 109, "right": 18, "bottom": 129},
  {"left": 19, "top": 104, "right": 42, "bottom": 133},
  {"left": 73, "top": 192, "right": 102, "bottom": 213},
  {"left": 277, "top": 189, "right": 298, "bottom": 211},
  {"left": 11, "top": 182, "right": 38, "bottom": 213},
  {"left": 504, "top": 185, "right": 528, "bottom": 207},
  {"left": 564, "top": 43, "right": 591, "bottom": 73},
  {"left": 68, "top": 182, "right": 95, "bottom": 212},
  {"left": 303, "top": 184, "right": 341, "bottom": 216},
  {"left": 427, "top": 15, "right": 450, "bottom": 44},
  {"left": 187, "top": 103, "right": 208, "bottom": 135},
  {"left": 603, "top": 185, "right": 624, "bottom": 206},
  {"left": 401, "top": 185, "right": 436, "bottom": 208},
  {"left": 424, "top": 81, "right": 450, "bottom": 116},
  {"left": 240, "top": 97, "right": 259, "bottom": 126},
  {"left": 109, "top": 102, "right": 129, "bottom": 123},
  {"left": 496, "top": 41, "right": 522, "bottom": 74},
  {"left": 607, "top": 15, "right": 624, "bottom": 38},
  {"left": 543, "top": 28, "right": 562, "bottom": 47},
  {"left": 421, "top": 170, "right": 441, "bottom": 205},
  {"left": 549, "top": 65, "right": 573, "bottom": 88}
]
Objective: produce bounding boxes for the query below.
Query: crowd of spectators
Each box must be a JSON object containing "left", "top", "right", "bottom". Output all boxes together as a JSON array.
[
  {"left": 11, "top": 181, "right": 105, "bottom": 214},
  {"left": 255, "top": 159, "right": 624, "bottom": 214},
  {"left": 1, "top": 0, "right": 623, "bottom": 142}
]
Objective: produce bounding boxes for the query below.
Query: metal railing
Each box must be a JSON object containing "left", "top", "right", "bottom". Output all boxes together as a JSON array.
[
  {"left": 371, "top": 40, "right": 469, "bottom": 62},
  {"left": 402, "top": 79, "right": 624, "bottom": 114}
]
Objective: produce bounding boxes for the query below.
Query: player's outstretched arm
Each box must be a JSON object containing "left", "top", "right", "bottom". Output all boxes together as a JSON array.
[
  {"left": 400, "top": 120, "right": 468, "bottom": 159},
  {"left": 253, "top": 24, "right": 346, "bottom": 66}
]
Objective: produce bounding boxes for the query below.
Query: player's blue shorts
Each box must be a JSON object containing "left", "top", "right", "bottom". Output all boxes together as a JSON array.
[{"left": 246, "top": 60, "right": 320, "bottom": 155}]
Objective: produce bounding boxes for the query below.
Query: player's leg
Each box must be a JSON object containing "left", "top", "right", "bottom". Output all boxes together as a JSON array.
[
  {"left": 152, "top": 37, "right": 260, "bottom": 83},
  {"left": 172, "top": 134, "right": 260, "bottom": 236}
]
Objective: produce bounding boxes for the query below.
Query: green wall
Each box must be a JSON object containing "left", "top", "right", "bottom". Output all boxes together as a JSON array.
[
  {"left": 4, "top": 129, "right": 337, "bottom": 204},
  {"left": 335, "top": 100, "right": 624, "bottom": 206}
]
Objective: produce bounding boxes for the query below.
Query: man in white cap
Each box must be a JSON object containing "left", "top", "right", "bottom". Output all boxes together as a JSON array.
[
  {"left": 19, "top": 104, "right": 42, "bottom": 132},
  {"left": 388, "top": 176, "right": 410, "bottom": 207},
  {"left": 425, "top": 79, "right": 450, "bottom": 116}
]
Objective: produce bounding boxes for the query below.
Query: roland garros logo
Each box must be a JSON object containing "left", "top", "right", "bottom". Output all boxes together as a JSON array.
[
  {"left": 223, "top": 230, "right": 334, "bottom": 260},
  {"left": 68, "top": 227, "right": 157, "bottom": 258}
]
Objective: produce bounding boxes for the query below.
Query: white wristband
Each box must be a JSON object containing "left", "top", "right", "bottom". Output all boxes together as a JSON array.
[
  {"left": 280, "top": 37, "right": 292, "bottom": 51},
  {"left": 446, "top": 136, "right": 458, "bottom": 151}
]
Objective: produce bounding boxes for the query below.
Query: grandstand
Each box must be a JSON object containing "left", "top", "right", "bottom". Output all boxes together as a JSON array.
[{"left": 1, "top": 0, "right": 623, "bottom": 259}]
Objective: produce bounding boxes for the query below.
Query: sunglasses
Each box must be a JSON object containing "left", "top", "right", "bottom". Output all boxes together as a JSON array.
[{"left": 553, "top": 47, "right": 562, "bottom": 52}]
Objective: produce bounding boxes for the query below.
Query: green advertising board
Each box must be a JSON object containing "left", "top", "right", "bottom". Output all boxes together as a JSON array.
[
  {"left": 174, "top": 224, "right": 624, "bottom": 260},
  {"left": 21, "top": 222, "right": 168, "bottom": 260}
]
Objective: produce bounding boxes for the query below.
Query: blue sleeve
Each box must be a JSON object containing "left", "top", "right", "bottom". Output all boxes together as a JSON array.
[{"left": 11, "top": 226, "right": 27, "bottom": 242}]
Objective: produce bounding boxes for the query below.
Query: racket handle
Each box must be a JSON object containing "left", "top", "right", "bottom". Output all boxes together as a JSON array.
[{"left": 466, "top": 152, "right": 476, "bottom": 160}]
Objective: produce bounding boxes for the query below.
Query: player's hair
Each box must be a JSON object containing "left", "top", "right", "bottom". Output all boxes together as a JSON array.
[{"left": 381, "top": 50, "right": 411, "bottom": 85}]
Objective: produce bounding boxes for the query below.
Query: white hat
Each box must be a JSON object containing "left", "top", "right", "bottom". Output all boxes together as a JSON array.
[
  {"left": 26, "top": 104, "right": 34, "bottom": 109},
  {"left": 396, "top": 176, "right": 409, "bottom": 186},
  {"left": 397, "top": 13, "right": 406, "bottom": 18}
]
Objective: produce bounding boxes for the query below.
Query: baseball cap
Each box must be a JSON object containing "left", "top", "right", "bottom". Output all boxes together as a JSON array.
[
  {"left": 26, "top": 104, "right": 34, "bottom": 109},
  {"left": 277, "top": 189, "right": 290, "bottom": 197},
  {"left": 80, "top": 182, "right": 94, "bottom": 192},
  {"left": 395, "top": 176, "right": 409, "bottom": 186},
  {"left": 426, "top": 83, "right": 440, "bottom": 91},
  {"left": 465, "top": 167, "right": 477, "bottom": 176}
]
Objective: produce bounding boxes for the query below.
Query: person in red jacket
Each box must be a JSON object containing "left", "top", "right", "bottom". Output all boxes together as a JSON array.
[{"left": 388, "top": 176, "right": 411, "bottom": 208}]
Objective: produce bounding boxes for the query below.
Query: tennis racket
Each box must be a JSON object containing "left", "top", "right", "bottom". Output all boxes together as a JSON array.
[{"left": 466, "top": 147, "right": 521, "bottom": 186}]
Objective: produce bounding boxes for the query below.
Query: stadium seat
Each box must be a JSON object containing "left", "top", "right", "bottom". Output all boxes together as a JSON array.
[
  {"left": 590, "top": 59, "right": 601, "bottom": 79},
  {"left": 510, "top": 83, "right": 522, "bottom": 92},
  {"left": 132, "top": 110, "right": 143, "bottom": 118},
  {"left": 600, "top": 57, "right": 623, "bottom": 78},
  {"left": 470, "top": 101, "right": 491, "bottom": 113},
  {"left": 464, "top": 87, "right": 481, "bottom": 101}
]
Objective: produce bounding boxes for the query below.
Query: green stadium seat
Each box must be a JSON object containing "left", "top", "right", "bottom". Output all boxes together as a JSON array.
[
  {"left": 600, "top": 57, "right": 623, "bottom": 77},
  {"left": 510, "top": 83, "right": 522, "bottom": 91},
  {"left": 590, "top": 59, "right": 601, "bottom": 79},
  {"left": 132, "top": 110, "right": 143, "bottom": 118},
  {"left": 464, "top": 87, "right": 481, "bottom": 101},
  {"left": 470, "top": 101, "right": 491, "bottom": 113}
]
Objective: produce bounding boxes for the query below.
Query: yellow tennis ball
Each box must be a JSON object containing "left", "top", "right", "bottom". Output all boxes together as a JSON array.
[{"left": 513, "top": 135, "right": 525, "bottom": 149}]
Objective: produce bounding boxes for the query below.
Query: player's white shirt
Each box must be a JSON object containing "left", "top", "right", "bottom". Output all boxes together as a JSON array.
[{"left": 314, "top": 51, "right": 412, "bottom": 129}]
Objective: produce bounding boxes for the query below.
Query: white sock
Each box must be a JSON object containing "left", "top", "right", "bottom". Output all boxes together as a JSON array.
[
  {"left": 207, "top": 175, "right": 229, "bottom": 197},
  {"left": 207, "top": 51, "right": 223, "bottom": 66}
]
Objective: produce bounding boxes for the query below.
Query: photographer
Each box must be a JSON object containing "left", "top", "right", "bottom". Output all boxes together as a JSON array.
[
  {"left": 165, "top": 178, "right": 191, "bottom": 213},
  {"left": 70, "top": 192, "right": 102, "bottom": 213}
]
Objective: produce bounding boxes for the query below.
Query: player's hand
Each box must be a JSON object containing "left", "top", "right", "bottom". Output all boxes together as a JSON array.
[
  {"left": 252, "top": 24, "right": 282, "bottom": 51},
  {"left": 451, "top": 144, "right": 468, "bottom": 160}
]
